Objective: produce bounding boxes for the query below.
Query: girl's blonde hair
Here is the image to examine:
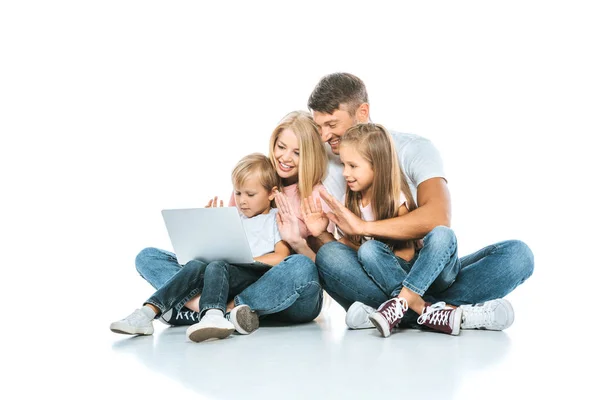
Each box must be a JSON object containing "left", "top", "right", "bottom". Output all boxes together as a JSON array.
[
  {"left": 268, "top": 110, "right": 328, "bottom": 199},
  {"left": 231, "top": 153, "right": 281, "bottom": 195},
  {"left": 341, "top": 123, "right": 417, "bottom": 247}
]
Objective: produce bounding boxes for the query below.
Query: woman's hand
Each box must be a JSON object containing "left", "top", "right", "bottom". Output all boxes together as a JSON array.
[
  {"left": 205, "top": 196, "right": 224, "bottom": 208},
  {"left": 301, "top": 195, "right": 329, "bottom": 237},
  {"left": 274, "top": 191, "right": 303, "bottom": 246},
  {"left": 318, "top": 187, "right": 366, "bottom": 236}
]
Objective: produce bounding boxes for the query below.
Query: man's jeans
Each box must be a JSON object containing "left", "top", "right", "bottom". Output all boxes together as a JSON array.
[
  {"left": 315, "top": 226, "right": 534, "bottom": 328},
  {"left": 137, "top": 248, "right": 323, "bottom": 324}
]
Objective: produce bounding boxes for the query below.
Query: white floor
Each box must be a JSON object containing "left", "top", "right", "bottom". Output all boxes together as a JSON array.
[
  {"left": 11, "top": 270, "right": 592, "bottom": 400},
  {"left": 3, "top": 2, "right": 599, "bottom": 399}
]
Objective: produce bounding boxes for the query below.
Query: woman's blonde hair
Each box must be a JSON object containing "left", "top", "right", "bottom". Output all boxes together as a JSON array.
[
  {"left": 268, "top": 111, "right": 328, "bottom": 199},
  {"left": 341, "top": 123, "right": 417, "bottom": 247},
  {"left": 231, "top": 153, "right": 281, "bottom": 195}
]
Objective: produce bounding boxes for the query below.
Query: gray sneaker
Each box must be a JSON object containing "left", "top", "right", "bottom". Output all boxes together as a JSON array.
[
  {"left": 110, "top": 307, "right": 155, "bottom": 335},
  {"left": 460, "top": 299, "right": 514, "bottom": 330},
  {"left": 227, "top": 305, "right": 259, "bottom": 335},
  {"left": 345, "top": 301, "right": 376, "bottom": 329}
]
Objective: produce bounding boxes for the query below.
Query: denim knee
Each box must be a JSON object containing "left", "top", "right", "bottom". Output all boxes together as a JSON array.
[
  {"left": 315, "top": 241, "right": 349, "bottom": 272},
  {"left": 135, "top": 247, "right": 163, "bottom": 276},
  {"left": 357, "top": 240, "right": 388, "bottom": 266},
  {"left": 505, "top": 240, "right": 535, "bottom": 282},
  {"left": 423, "top": 226, "right": 456, "bottom": 250},
  {"left": 204, "top": 260, "right": 229, "bottom": 274},
  {"left": 281, "top": 255, "right": 319, "bottom": 284}
]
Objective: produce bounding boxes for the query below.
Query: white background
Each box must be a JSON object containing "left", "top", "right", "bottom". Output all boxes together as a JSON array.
[{"left": 1, "top": 1, "right": 599, "bottom": 398}]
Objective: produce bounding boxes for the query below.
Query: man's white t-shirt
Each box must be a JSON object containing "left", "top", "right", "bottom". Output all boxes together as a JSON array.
[
  {"left": 240, "top": 208, "right": 282, "bottom": 257},
  {"left": 322, "top": 131, "right": 446, "bottom": 204}
]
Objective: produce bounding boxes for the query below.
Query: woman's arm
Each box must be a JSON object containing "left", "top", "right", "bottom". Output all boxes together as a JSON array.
[
  {"left": 274, "top": 192, "right": 318, "bottom": 261},
  {"left": 254, "top": 241, "right": 292, "bottom": 266}
]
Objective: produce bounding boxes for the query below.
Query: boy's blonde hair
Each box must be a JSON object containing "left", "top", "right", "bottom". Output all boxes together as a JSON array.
[
  {"left": 268, "top": 110, "right": 328, "bottom": 199},
  {"left": 341, "top": 123, "right": 416, "bottom": 247},
  {"left": 231, "top": 153, "right": 281, "bottom": 194}
]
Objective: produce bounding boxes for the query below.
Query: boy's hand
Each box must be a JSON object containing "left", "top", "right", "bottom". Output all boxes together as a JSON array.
[{"left": 205, "top": 196, "right": 224, "bottom": 208}]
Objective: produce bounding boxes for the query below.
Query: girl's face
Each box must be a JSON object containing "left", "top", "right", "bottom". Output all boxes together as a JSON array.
[
  {"left": 273, "top": 128, "right": 300, "bottom": 184},
  {"left": 234, "top": 174, "right": 275, "bottom": 218},
  {"left": 340, "top": 143, "right": 375, "bottom": 196}
]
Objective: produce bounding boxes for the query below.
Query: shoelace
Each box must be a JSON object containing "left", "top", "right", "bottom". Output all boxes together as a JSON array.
[
  {"left": 176, "top": 310, "right": 199, "bottom": 321},
  {"left": 462, "top": 304, "right": 494, "bottom": 328},
  {"left": 381, "top": 298, "right": 408, "bottom": 325},
  {"left": 417, "top": 302, "right": 451, "bottom": 326}
]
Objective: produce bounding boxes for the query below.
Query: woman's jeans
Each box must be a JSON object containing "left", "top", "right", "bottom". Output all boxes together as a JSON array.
[
  {"left": 137, "top": 248, "right": 323, "bottom": 324},
  {"left": 315, "top": 226, "right": 534, "bottom": 328}
]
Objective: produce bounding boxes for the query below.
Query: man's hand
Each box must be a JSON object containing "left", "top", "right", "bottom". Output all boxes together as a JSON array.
[
  {"left": 300, "top": 195, "right": 329, "bottom": 237},
  {"left": 318, "top": 187, "right": 366, "bottom": 237},
  {"left": 205, "top": 196, "right": 224, "bottom": 208}
]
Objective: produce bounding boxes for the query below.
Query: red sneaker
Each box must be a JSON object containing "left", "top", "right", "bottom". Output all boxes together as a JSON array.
[
  {"left": 368, "top": 297, "right": 409, "bottom": 338},
  {"left": 417, "top": 302, "right": 462, "bottom": 336}
]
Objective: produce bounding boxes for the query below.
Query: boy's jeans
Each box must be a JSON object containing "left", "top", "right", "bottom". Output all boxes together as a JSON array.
[{"left": 137, "top": 248, "right": 322, "bottom": 324}]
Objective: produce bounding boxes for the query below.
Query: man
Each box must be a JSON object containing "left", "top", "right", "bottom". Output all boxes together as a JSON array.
[{"left": 307, "top": 72, "right": 534, "bottom": 332}]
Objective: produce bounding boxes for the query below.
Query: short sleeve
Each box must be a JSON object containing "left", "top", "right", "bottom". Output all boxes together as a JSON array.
[{"left": 400, "top": 137, "right": 446, "bottom": 188}]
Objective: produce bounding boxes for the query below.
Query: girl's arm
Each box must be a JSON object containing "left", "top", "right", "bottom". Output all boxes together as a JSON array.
[
  {"left": 318, "top": 182, "right": 450, "bottom": 241},
  {"left": 254, "top": 241, "right": 292, "bottom": 266}
]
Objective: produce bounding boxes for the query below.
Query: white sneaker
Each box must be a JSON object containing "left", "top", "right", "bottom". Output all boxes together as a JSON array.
[
  {"left": 186, "top": 314, "right": 235, "bottom": 342},
  {"left": 460, "top": 299, "right": 515, "bottom": 330},
  {"left": 227, "top": 305, "right": 259, "bottom": 335},
  {"left": 345, "top": 301, "right": 376, "bottom": 329},
  {"left": 110, "top": 307, "right": 155, "bottom": 335}
]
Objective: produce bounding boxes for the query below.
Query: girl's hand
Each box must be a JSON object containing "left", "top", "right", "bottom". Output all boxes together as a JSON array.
[
  {"left": 205, "top": 196, "right": 224, "bottom": 208},
  {"left": 318, "top": 187, "right": 366, "bottom": 236},
  {"left": 301, "top": 195, "right": 329, "bottom": 237},
  {"left": 274, "top": 191, "right": 303, "bottom": 246}
]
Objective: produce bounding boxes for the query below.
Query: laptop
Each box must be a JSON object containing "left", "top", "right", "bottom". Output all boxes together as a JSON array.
[{"left": 161, "top": 207, "right": 262, "bottom": 267}]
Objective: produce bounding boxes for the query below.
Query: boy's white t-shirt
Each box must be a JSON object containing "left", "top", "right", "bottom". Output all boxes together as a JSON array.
[
  {"left": 323, "top": 131, "right": 446, "bottom": 203},
  {"left": 239, "top": 208, "right": 282, "bottom": 257}
]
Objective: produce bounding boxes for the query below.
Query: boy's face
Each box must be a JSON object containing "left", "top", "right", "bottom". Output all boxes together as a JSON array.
[{"left": 234, "top": 175, "right": 275, "bottom": 218}]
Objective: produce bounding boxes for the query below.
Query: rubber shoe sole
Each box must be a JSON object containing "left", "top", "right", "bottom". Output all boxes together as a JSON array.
[{"left": 229, "top": 305, "right": 259, "bottom": 335}]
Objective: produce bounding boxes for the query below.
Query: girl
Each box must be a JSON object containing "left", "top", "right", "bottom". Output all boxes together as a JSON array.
[
  {"left": 134, "top": 111, "right": 331, "bottom": 328},
  {"left": 304, "top": 123, "right": 463, "bottom": 337},
  {"left": 111, "top": 153, "right": 294, "bottom": 341}
]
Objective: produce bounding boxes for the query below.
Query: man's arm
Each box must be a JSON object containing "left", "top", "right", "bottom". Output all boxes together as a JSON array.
[{"left": 363, "top": 177, "right": 451, "bottom": 240}]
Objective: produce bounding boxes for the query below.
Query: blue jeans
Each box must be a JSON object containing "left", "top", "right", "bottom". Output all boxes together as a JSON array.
[
  {"left": 315, "top": 227, "right": 534, "bottom": 328},
  {"left": 144, "top": 259, "right": 271, "bottom": 317},
  {"left": 358, "top": 226, "right": 460, "bottom": 297},
  {"left": 136, "top": 248, "right": 323, "bottom": 324}
]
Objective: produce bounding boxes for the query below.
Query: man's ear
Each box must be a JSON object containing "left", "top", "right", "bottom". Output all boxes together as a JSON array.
[
  {"left": 356, "top": 103, "right": 370, "bottom": 123},
  {"left": 268, "top": 186, "right": 279, "bottom": 201}
]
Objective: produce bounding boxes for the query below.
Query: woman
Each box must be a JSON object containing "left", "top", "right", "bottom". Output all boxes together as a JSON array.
[{"left": 134, "top": 111, "right": 332, "bottom": 326}]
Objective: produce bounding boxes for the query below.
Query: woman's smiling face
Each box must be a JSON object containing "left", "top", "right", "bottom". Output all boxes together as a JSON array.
[{"left": 273, "top": 128, "right": 300, "bottom": 184}]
